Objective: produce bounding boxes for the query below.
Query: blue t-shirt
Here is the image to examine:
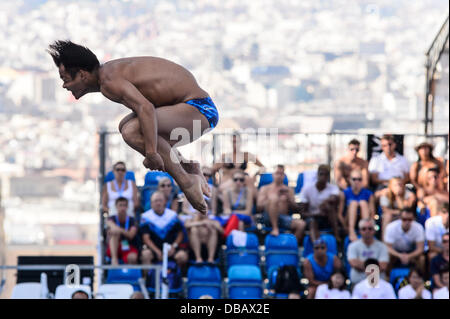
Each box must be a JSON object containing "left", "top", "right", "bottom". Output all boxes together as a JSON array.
[{"left": 343, "top": 187, "right": 373, "bottom": 207}]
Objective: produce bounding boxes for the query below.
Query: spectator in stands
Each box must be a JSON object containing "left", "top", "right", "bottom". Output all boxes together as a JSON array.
[
  {"left": 106, "top": 197, "right": 139, "bottom": 265},
  {"left": 410, "top": 142, "right": 445, "bottom": 191},
  {"left": 352, "top": 258, "right": 397, "bottom": 299},
  {"left": 425, "top": 202, "right": 449, "bottom": 261},
  {"left": 222, "top": 170, "right": 254, "bottom": 227},
  {"left": 334, "top": 139, "right": 369, "bottom": 190},
  {"left": 379, "top": 177, "right": 417, "bottom": 239},
  {"left": 417, "top": 167, "right": 449, "bottom": 218},
  {"left": 430, "top": 232, "right": 449, "bottom": 290},
  {"left": 303, "top": 239, "right": 342, "bottom": 299},
  {"left": 257, "top": 165, "right": 306, "bottom": 244},
  {"left": 315, "top": 269, "right": 351, "bottom": 299},
  {"left": 212, "top": 132, "right": 264, "bottom": 196},
  {"left": 384, "top": 209, "right": 425, "bottom": 273},
  {"left": 398, "top": 267, "right": 431, "bottom": 299},
  {"left": 368, "top": 134, "right": 409, "bottom": 191},
  {"left": 140, "top": 192, "right": 188, "bottom": 269},
  {"left": 101, "top": 161, "right": 139, "bottom": 217},
  {"left": 130, "top": 291, "right": 145, "bottom": 299},
  {"left": 184, "top": 210, "right": 223, "bottom": 263},
  {"left": 339, "top": 169, "right": 376, "bottom": 242},
  {"left": 72, "top": 290, "right": 89, "bottom": 299},
  {"left": 347, "top": 219, "right": 389, "bottom": 285},
  {"left": 157, "top": 177, "right": 179, "bottom": 212},
  {"left": 433, "top": 266, "right": 449, "bottom": 299},
  {"left": 298, "top": 164, "right": 341, "bottom": 241}
]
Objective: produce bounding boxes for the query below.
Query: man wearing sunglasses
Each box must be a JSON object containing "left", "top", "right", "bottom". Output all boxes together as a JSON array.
[
  {"left": 347, "top": 219, "right": 389, "bottom": 285},
  {"left": 384, "top": 209, "right": 425, "bottom": 273},
  {"left": 334, "top": 139, "right": 369, "bottom": 190},
  {"left": 368, "top": 134, "right": 410, "bottom": 191}
]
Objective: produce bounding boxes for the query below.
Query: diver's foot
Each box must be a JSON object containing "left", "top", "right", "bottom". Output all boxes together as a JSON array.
[
  {"left": 181, "top": 161, "right": 211, "bottom": 198},
  {"left": 182, "top": 174, "right": 208, "bottom": 215}
]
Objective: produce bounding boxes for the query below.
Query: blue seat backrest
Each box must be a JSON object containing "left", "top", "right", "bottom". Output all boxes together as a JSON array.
[
  {"left": 265, "top": 233, "right": 298, "bottom": 251},
  {"left": 228, "top": 265, "right": 262, "bottom": 282},
  {"left": 258, "top": 173, "right": 289, "bottom": 189},
  {"left": 302, "top": 234, "right": 338, "bottom": 258},
  {"left": 188, "top": 265, "right": 222, "bottom": 283},
  {"left": 226, "top": 232, "right": 259, "bottom": 250},
  {"left": 144, "top": 171, "right": 174, "bottom": 186},
  {"left": 187, "top": 265, "right": 222, "bottom": 299},
  {"left": 106, "top": 268, "right": 141, "bottom": 284},
  {"left": 104, "top": 170, "right": 136, "bottom": 183}
]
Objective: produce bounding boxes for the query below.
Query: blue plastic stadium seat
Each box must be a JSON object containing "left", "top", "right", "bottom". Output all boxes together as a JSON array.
[
  {"left": 226, "top": 232, "right": 259, "bottom": 268},
  {"left": 227, "top": 265, "right": 263, "bottom": 299},
  {"left": 106, "top": 268, "right": 141, "bottom": 290},
  {"left": 264, "top": 234, "right": 299, "bottom": 272},
  {"left": 187, "top": 264, "right": 222, "bottom": 299},
  {"left": 144, "top": 171, "right": 174, "bottom": 186},
  {"left": 302, "top": 234, "right": 338, "bottom": 258},
  {"left": 104, "top": 170, "right": 136, "bottom": 183},
  {"left": 258, "top": 173, "right": 289, "bottom": 189}
]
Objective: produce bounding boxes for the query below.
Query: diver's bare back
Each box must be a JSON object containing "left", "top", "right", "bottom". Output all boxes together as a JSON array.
[{"left": 99, "top": 56, "right": 209, "bottom": 107}]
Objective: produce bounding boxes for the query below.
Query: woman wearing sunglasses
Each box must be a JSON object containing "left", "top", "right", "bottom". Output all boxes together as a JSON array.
[
  {"left": 101, "top": 161, "right": 139, "bottom": 217},
  {"left": 221, "top": 171, "right": 254, "bottom": 230},
  {"left": 338, "top": 169, "right": 376, "bottom": 242}
]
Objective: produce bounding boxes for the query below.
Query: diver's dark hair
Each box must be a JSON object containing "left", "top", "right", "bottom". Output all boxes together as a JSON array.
[{"left": 47, "top": 40, "right": 100, "bottom": 78}]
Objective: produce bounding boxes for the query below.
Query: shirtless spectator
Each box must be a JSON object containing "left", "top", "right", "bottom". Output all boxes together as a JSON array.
[
  {"left": 184, "top": 211, "right": 223, "bottom": 263},
  {"left": 417, "top": 167, "right": 449, "bottom": 218},
  {"left": 299, "top": 165, "right": 341, "bottom": 241},
  {"left": 257, "top": 165, "right": 306, "bottom": 244},
  {"left": 409, "top": 142, "right": 445, "bottom": 191},
  {"left": 334, "top": 139, "right": 369, "bottom": 190},
  {"left": 368, "top": 134, "right": 410, "bottom": 192}
]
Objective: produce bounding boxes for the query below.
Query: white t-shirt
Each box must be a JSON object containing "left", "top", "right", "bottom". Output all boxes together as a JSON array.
[
  {"left": 433, "top": 287, "right": 449, "bottom": 299},
  {"left": 379, "top": 189, "right": 414, "bottom": 208},
  {"left": 299, "top": 183, "right": 340, "bottom": 215},
  {"left": 368, "top": 152, "right": 409, "bottom": 181},
  {"left": 347, "top": 239, "right": 389, "bottom": 284},
  {"left": 352, "top": 278, "right": 397, "bottom": 299},
  {"left": 315, "top": 284, "right": 351, "bottom": 299},
  {"left": 398, "top": 284, "right": 432, "bottom": 299},
  {"left": 425, "top": 216, "right": 449, "bottom": 248},
  {"left": 384, "top": 219, "right": 425, "bottom": 253}
]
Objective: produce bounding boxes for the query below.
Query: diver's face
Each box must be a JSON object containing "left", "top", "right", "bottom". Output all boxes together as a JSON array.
[{"left": 59, "top": 65, "right": 88, "bottom": 99}]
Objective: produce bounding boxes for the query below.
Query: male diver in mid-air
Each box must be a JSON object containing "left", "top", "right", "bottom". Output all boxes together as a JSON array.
[{"left": 48, "top": 40, "right": 219, "bottom": 214}]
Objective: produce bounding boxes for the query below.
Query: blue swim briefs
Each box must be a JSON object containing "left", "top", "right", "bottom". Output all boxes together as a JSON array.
[{"left": 185, "top": 97, "right": 219, "bottom": 129}]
